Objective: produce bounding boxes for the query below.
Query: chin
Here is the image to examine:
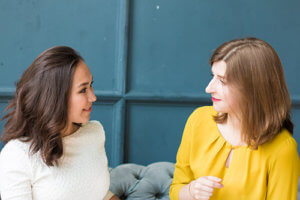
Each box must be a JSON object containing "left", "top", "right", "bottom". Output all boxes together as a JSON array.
[
  {"left": 212, "top": 104, "right": 226, "bottom": 113},
  {"left": 82, "top": 118, "right": 90, "bottom": 123},
  {"left": 76, "top": 117, "right": 90, "bottom": 124}
]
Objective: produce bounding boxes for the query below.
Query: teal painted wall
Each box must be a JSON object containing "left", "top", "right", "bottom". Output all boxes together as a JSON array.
[{"left": 0, "top": 0, "right": 300, "bottom": 167}]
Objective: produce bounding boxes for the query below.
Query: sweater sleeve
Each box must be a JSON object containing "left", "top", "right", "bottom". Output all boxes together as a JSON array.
[
  {"left": 169, "top": 109, "right": 199, "bottom": 200},
  {"left": 266, "top": 137, "right": 300, "bottom": 200},
  {"left": 0, "top": 141, "right": 33, "bottom": 200},
  {"left": 103, "top": 191, "right": 114, "bottom": 200}
]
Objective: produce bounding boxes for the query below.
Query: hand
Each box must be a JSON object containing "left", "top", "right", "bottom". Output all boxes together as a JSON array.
[
  {"left": 188, "top": 176, "right": 223, "bottom": 200},
  {"left": 109, "top": 195, "right": 120, "bottom": 200}
]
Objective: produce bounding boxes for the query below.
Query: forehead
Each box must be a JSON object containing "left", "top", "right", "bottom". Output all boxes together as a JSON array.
[
  {"left": 73, "top": 61, "right": 92, "bottom": 85},
  {"left": 211, "top": 60, "right": 227, "bottom": 76}
]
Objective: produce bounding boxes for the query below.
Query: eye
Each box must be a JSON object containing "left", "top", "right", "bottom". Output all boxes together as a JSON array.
[
  {"left": 219, "top": 78, "right": 226, "bottom": 85},
  {"left": 80, "top": 88, "right": 87, "bottom": 93}
]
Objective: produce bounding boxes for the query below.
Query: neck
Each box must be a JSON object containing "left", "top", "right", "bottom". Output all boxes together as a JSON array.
[
  {"left": 225, "top": 113, "right": 246, "bottom": 146},
  {"left": 61, "top": 123, "right": 80, "bottom": 137},
  {"left": 227, "top": 113, "right": 241, "bottom": 130}
]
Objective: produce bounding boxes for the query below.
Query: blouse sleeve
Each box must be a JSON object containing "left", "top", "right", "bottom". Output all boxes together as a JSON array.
[
  {"left": 266, "top": 137, "right": 300, "bottom": 200},
  {"left": 0, "top": 141, "right": 33, "bottom": 200},
  {"left": 169, "top": 110, "right": 198, "bottom": 200}
]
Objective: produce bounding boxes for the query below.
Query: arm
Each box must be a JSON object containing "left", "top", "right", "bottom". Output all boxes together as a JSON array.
[
  {"left": 266, "top": 138, "right": 300, "bottom": 200},
  {"left": 109, "top": 195, "right": 120, "bottom": 200},
  {"left": 179, "top": 177, "right": 223, "bottom": 200},
  {"left": 170, "top": 108, "right": 223, "bottom": 200},
  {"left": 0, "top": 142, "right": 33, "bottom": 200},
  {"left": 169, "top": 112, "right": 194, "bottom": 200},
  {"left": 102, "top": 191, "right": 119, "bottom": 200}
]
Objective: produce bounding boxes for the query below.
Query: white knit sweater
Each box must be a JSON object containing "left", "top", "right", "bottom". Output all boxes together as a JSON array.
[{"left": 0, "top": 121, "right": 110, "bottom": 200}]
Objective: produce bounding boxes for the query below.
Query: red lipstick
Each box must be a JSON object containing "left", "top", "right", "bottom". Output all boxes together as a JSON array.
[{"left": 212, "top": 97, "right": 221, "bottom": 102}]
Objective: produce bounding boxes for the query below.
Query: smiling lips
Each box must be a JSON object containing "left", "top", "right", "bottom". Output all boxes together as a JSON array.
[
  {"left": 83, "top": 107, "right": 92, "bottom": 112},
  {"left": 212, "top": 97, "right": 221, "bottom": 102}
]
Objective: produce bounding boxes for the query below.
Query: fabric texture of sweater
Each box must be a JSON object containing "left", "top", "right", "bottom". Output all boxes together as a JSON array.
[
  {"left": 0, "top": 120, "right": 110, "bottom": 200},
  {"left": 170, "top": 106, "right": 300, "bottom": 200}
]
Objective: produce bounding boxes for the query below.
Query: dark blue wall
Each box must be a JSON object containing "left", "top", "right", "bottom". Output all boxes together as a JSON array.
[{"left": 0, "top": 0, "right": 300, "bottom": 167}]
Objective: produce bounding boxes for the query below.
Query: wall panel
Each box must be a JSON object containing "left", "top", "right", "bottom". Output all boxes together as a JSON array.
[
  {"left": 0, "top": 0, "right": 120, "bottom": 91},
  {"left": 0, "top": 0, "right": 300, "bottom": 167},
  {"left": 125, "top": 102, "right": 203, "bottom": 165}
]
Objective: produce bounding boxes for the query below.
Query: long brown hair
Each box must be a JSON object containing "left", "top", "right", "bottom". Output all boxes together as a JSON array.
[
  {"left": 210, "top": 37, "right": 293, "bottom": 148},
  {"left": 1, "top": 46, "right": 83, "bottom": 166}
]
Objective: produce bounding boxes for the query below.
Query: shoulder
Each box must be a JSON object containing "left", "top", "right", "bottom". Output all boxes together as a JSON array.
[
  {"left": 0, "top": 139, "right": 30, "bottom": 158},
  {"left": 181, "top": 106, "right": 216, "bottom": 142},
  {"left": 187, "top": 106, "right": 216, "bottom": 125},
  {"left": 0, "top": 139, "right": 32, "bottom": 172},
  {"left": 264, "top": 130, "right": 300, "bottom": 175},
  {"left": 80, "top": 120, "right": 105, "bottom": 134},
  {"left": 85, "top": 120, "right": 104, "bottom": 131},
  {"left": 262, "top": 129, "right": 297, "bottom": 151},
  {"left": 261, "top": 129, "right": 299, "bottom": 163},
  {"left": 0, "top": 140, "right": 34, "bottom": 193},
  {"left": 192, "top": 106, "right": 215, "bottom": 116},
  {"left": 80, "top": 120, "right": 105, "bottom": 140}
]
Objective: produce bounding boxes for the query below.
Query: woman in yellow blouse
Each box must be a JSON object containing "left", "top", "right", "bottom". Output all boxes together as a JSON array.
[{"left": 170, "top": 37, "right": 300, "bottom": 200}]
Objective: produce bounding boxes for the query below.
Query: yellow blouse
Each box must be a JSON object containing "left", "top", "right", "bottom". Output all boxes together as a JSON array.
[{"left": 170, "top": 106, "right": 300, "bottom": 200}]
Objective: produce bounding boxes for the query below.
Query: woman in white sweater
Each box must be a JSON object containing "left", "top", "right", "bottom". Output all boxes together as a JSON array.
[{"left": 0, "top": 46, "right": 119, "bottom": 200}]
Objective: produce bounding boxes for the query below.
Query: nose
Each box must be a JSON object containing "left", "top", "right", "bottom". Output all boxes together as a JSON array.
[
  {"left": 205, "top": 78, "right": 215, "bottom": 94},
  {"left": 88, "top": 89, "right": 97, "bottom": 102}
]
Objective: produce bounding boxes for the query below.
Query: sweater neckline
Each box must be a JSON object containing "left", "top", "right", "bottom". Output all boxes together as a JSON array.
[{"left": 62, "top": 122, "right": 88, "bottom": 139}]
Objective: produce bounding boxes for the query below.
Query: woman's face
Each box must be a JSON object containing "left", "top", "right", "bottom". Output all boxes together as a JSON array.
[
  {"left": 205, "top": 60, "right": 236, "bottom": 114},
  {"left": 68, "top": 61, "right": 96, "bottom": 125}
]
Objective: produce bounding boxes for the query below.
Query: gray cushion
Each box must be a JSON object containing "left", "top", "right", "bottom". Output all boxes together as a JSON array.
[
  {"left": 110, "top": 162, "right": 300, "bottom": 200},
  {"left": 109, "top": 162, "right": 174, "bottom": 200}
]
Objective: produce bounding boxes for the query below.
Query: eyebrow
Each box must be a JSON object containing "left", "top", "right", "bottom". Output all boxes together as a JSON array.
[
  {"left": 77, "top": 77, "right": 93, "bottom": 88},
  {"left": 217, "top": 75, "right": 225, "bottom": 79},
  {"left": 211, "top": 71, "right": 225, "bottom": 79}
]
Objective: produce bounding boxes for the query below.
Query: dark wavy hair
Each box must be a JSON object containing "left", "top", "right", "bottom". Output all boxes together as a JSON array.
[
  {"left": 1, "top": 46, "right": 83, "bottom": 166},
  {"left": 210, "top": 37, "right": 293, "bottom": 148}
]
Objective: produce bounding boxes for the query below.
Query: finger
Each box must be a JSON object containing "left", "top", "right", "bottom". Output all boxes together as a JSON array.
[
  {"left": 193, "top": 185, "right": 213, "bottom": 198},
  {"left": 197, "top": 184, "right": 214, "bottom": 193},
  {"left": 206, "top": 176, "right": 222, "bottom": 182},
  {"left": 198, "top": 196, "right": 210, "bottom": 200},
  {"left": 191, "top": 183, "right": 212, "bottom": 199},
  {"left": 190, "top": 182, "right": 201, "bottom": 198},
  {"left": 194, "top": 182, "right": 214, "bottom": 193},
  {"left": 204, "top": 177, "right": 223, "bottom": 188},
  {"left": 195, "top": 194, "right": 210, "bottom": 200},
  {"left": 196, "top": 194, "right": 211, "bottom": 200},
  {"left": 201, "top": 178, "right": 224, "bottom": 189},
  {"left": 199, "top": 190, "right": 213, "bottom": 197}
]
